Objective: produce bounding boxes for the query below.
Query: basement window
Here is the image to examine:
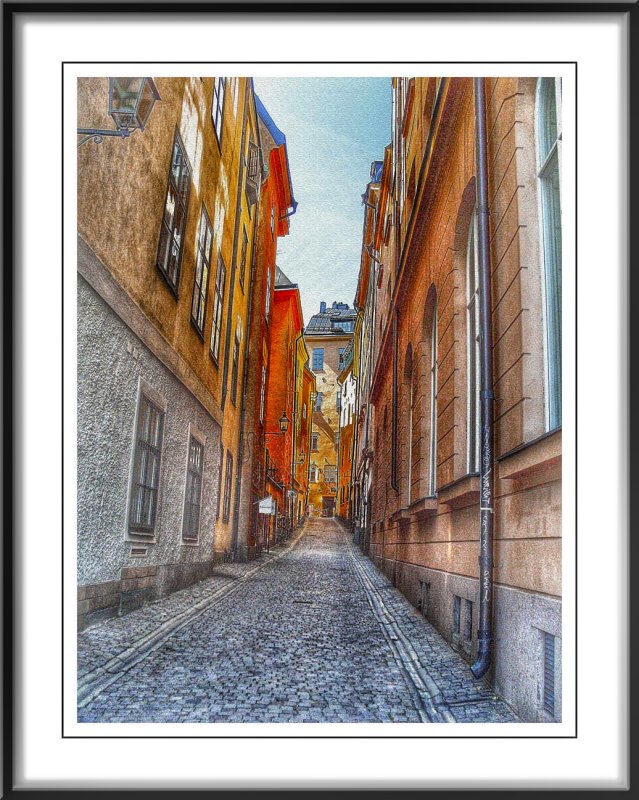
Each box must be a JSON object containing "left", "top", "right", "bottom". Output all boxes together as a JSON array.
[{"left": 453, "top": 595, "right": 461, "bottom": 636}]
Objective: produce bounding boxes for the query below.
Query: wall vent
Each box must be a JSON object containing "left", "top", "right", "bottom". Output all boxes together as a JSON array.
[
  {"left": 130, "top": 546, "right": 148, "bottom": 557},
  {"left": 543, "top": 632, "right": 556, "bottom": 717}
]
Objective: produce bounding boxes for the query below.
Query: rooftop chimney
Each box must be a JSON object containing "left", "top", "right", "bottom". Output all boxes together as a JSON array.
[{"left": 320, "top": 301, "right": 326, "bottom": 313}]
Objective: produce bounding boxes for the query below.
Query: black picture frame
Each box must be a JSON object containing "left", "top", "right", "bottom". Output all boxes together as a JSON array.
[{"left": 3, "top": 1, "right": 635, "bottom": 794}]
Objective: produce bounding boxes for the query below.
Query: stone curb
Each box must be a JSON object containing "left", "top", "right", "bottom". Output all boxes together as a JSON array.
[{"left": 77, "top": 530, "right": 306, "bottom": 709}]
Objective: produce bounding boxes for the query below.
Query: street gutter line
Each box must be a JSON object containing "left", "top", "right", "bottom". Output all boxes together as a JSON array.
[
  {"left": 77, "top": 529, "right": 307, "bottom": 709},
  {"left": 347, "top": 539, "right": 456, "bottom": 724}
]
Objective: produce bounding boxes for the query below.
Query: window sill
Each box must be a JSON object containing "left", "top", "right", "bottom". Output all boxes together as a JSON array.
[
  {"left": 181, "top": 539, "right": 200, "bottom": 547},
  {"left": 438, "top": 474, "right": 480, "bottom": 510},
  {"left": 498, "top": 428, "right": 561, "bottom": 489},
  {"left": 408, "top": 496, "right": 438, "bottom": 519}
]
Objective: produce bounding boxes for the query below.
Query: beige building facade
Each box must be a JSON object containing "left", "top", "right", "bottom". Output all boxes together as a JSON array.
[{"left": 352, "top": 77, "right": 563, "bottom": 722}]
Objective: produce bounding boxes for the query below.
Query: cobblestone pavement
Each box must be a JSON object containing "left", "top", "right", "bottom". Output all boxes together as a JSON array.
[{"left": 78, "top": 519, "right": 518, "bottom": 723}]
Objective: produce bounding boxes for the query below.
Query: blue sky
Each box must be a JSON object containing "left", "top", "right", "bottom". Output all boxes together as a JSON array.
[{"left": 253, "top": 78, "right": 392, "bottom": 324}]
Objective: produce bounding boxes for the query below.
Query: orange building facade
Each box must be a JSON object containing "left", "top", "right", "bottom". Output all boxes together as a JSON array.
[{"left": 235, "top": 94, "right": 297, "bottom": 559}]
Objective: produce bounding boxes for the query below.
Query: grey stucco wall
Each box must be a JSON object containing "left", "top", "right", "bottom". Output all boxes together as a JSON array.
[
  {"left": 77, "top": 275, "right": 222, "bottom": 586},
  {"left": 383, "top": 558, "right": 562, "bottom": 723}
]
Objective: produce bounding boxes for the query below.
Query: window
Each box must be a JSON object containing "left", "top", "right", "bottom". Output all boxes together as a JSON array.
[
  {"left": 338, "top": 347, "right": 346, "bottom": 369},
  {"left": 230, "top": 321, "right": 243, "bottom": 405},
  {"left": 311, "top": 432, "right": 319, "bottom": 451},
  {"left": 209, "top": 255, "right": 226, "bottom": 363},
  {"left": 212, "top": 77, "right": 226, "bottom": 143},
  {"left": 537, "top": 78, "right": 562, "bottom": 430},
  {"left": 265, "top": 267, "right": 272, "bottom": 319},
  {"left": 312, "top": 348, "right": 324, "bottom": 371},
  {"left": 325, "top": 465, "right": 337, "bottom": 484},
  {"left": 182, "top": 436, "right": 204, "bottom": 542},
  {"left": 310, "top": 464, "right": 318, "bottom": 483},
  {"left": 466, "top": 209, "right": 481, "bottom": 472},
  {"left": 453, "top": 595, "right": 461, "bottom": 636},
  {"left": 128, "top": 394, "right": 165, "bottom": 535},
  {"left": 391, "top": 311, "right": 399, "bottom": 490},
  {"left": 222, "top": 450, "right": 233, "bottom": 521},
  {"left": 239, "top": 227, "right": 248, "bottom": 290},
  {"left": 191, "top": 207, "right": 213, "bottom": 335},
  {"left": 404, "top": 345, "right": 414, "bottom": 504},
  {"left": 315, "top": 392, "right": 323, "bottom": 411},
  {"left": 259, "top": 365, "right": 267, "bottom": 423},
  {"left": 428, "top": 300, "right": 438, "bottom": 495},
  {"left": 543, "top": 632, "right": 556, "bottom": 717},
  {"left": 333, "top": 321, "right": 353, "bottom": 333},
  {"left": 156, "top": 132, "right": 190, "bottom": 292}
]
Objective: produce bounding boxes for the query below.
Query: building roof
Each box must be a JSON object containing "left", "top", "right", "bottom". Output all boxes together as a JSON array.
[
  {"left": 254, "top": 93, "right": 286, "bottom": 147},
  {"left": 274, "top": 265, "right": 296, "bottom": 287},
  {"left": 305, "top": 302, "right": 357, "bottom": 335}
]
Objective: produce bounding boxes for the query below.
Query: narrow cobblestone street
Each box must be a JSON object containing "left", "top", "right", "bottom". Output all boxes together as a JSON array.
[{"left": 78, "top": 519, "right": 517, "bottom": 724}]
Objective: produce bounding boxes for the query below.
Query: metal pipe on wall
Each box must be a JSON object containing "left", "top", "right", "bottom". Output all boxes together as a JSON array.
[{"left": 471, "top": 77, "right": 496, "bottom": 680}]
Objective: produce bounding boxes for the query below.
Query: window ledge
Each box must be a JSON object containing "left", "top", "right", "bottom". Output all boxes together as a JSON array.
[
  {"left": 438, "top": 474, "right": 480, "bottom": 510},
  {"left": 498, "top": 428, "right": 561, "bottom": 489},
  {"left": 408, "top": 496, "right": 438, "bottom": 519}
]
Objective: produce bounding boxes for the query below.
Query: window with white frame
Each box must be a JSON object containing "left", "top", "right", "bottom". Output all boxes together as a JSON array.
[
  {"left": 156, "top": 132, "right": 190, "bottom": 292},
  {"left": 191, "top": 206, "right": 213, "bottom": 335},
  {"left": 209, "top": 255, "right": 226, "bottom": 363},
  {"left": 212, "top": 78, "right": 225, "bottom": 144},
  {"left": 537, "top": 77, "right": 562, "bottom": 431},
  {"left": 182, "top": 436, "right": 204, "bottom": 542},
  {"left": 259, "top": 365, "right": 267, "bottom": 423},
  {"left": 312, "top": 348, "right": 324, "bottom": 371},
  {"left": 265, "top": 267, "right": 272, "bottom": 319},
  {"left": 466, "top": 208, "right": 481, "bottom": 473},
  {"left": 128, "top": 393, "right": 165, "bottom": 535},
  {"left": 311, "top": 432, "right": 319, "bottom": 451},
  {"left": 428, "top": 300, "right": 438, "bottom": 496}
]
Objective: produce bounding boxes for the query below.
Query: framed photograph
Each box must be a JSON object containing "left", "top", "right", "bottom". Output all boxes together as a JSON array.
[{"left": 4, "top": 1, "right": 632, "bottom": 793}]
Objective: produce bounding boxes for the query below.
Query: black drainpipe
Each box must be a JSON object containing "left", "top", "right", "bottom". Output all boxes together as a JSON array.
[{"left": 471, "top": 77, "right": 496, "bottom": 680}]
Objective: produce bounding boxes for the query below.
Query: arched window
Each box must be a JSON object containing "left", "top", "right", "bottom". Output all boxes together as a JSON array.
[
  {"left": 466, "top": 208, "right": 481, "bottom": 472},
  {"left": 537, "top": 78, "right": 562, "bottom": 430},
  {"left": 419, "top": 287, "right": 438, "bottom": 499},
  {"left": 428, "top": 299, "right": 438, "bottom": 495},
  {"left": 403, "top": 344, "right": 414, "bottom": 504}
]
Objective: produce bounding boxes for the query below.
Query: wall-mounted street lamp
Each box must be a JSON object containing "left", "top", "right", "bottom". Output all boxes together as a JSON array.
[
  {"left": 77, "top": 77, "right": 161, "bottom": 147},
  {"left": 265, "top": 411, "right": 290, "bottom": 437}
]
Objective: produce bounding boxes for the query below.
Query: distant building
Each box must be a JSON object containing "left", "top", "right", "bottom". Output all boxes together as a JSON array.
[{"left": 305, "top": 301, "right": 356, "bottom": 516}]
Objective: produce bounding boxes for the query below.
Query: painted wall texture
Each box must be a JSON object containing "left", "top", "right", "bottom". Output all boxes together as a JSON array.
[
  {"left": 350, "top": 77, "right": 563, "bottom": 722},
  {"left": 77, "top": 275, "right": 222, "bottom": 628},
  {"left": 76, "top": 77, "right": 279, "bottom": 627}
]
